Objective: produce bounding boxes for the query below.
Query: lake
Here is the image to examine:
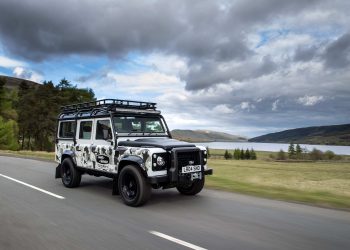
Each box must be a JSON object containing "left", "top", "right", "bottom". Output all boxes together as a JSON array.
[{"left": 196, "top": 142, "right": 350, "bottom": 156}]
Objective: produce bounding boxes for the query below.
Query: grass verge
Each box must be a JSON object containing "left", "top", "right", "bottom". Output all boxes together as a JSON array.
[
  {"left": 206, "top": 155, "right": 350, "bottom": 210},
  {"left": 0, "top": 150, "right": 54, "bottom": 161}
]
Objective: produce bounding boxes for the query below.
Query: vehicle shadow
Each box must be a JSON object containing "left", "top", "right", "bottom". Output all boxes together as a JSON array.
[{"left": 78, "top": 175, "right": 207, "bottom": 207}]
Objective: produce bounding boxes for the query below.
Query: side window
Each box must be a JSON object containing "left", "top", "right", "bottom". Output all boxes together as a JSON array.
[
  {"left": 79, "top": 121, "right": 92, "bottom": 139},
  {"left": 59, "top": 121, "right": 75, "bottom": 138},
  {"left": 96, "top": 120, "right": 112, "bottom": 140}
]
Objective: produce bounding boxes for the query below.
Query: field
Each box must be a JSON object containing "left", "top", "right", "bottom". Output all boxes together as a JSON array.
[
  {"left": 206, "top": 149, "right": 350, "bottom": 209},
  {"left": 1, "top": 149, "right": 350, "bottom": 209}
]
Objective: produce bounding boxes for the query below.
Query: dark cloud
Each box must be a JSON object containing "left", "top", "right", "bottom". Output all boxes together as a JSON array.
[
  {"left": 293, "top": 46, "right": 318, "bottom": 62},
  {"left": 1, "top": 0, "right": 350, "bottom": 134},
  {"left": 0, "top": 0, "right": 323, "bottom": 89},
  {"left": 323, "top": 33, "right": 350, "bottom": 68}
]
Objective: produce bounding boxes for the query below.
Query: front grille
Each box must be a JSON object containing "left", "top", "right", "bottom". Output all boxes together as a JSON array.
[{"left": 177, "top": 151, "right": 200, "bottom": 168}]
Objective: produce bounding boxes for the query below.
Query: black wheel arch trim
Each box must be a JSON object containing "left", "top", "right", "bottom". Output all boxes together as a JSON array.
[{"left": 119, "top": 155, "right": 147, "bottom": 176}]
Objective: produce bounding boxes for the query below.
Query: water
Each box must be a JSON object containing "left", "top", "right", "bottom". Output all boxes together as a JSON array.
[{"left": 196, "top": 142, "right": 350, "bottom": 155}]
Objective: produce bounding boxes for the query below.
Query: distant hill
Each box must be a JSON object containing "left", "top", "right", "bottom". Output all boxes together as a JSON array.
[
  {"left": 0, "top": 75, "right": 39, "bottom": 89},
  {"left": 249, "top": 124, "right": 350, "bottom": 146},
  {"left": 171, "top": 129, "right": 247, "bottom": 142}
]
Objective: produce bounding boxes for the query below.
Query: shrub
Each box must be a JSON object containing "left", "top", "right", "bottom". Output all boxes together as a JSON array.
[
  {"left": 323, "top": 150, "right": 335, "bottom": 160},
  {"left": 277, "top": 149, "right": 287, "bottom": 160},
  {"left": 309, "top": 148, "right": 323, "bottom": 161}
]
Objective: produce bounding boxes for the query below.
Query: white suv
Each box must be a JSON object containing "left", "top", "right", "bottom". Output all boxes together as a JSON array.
[{"left": 55, "top": 99, "right": 212, "bottom": 206}]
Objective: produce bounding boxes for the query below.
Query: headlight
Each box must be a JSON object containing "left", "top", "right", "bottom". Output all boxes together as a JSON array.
[{"left": 156, "top": 156, "right": 165, "bottom": 166}]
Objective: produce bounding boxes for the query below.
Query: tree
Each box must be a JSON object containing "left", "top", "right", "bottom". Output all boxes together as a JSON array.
[
  {"left": 277, "top": 149, "right": 286, "bottom": 160},
  {"left": 296, "top": 144, "right": 302, "bottom": 159},
  {"left": 0, "top": 116, "right": 19, "bottom": 150},
  {"left": 240, "top": 149, "right": 245, "bottom": 160},
  {"left": 309, "top": 148, "right": 323, "bottom": 161},
  {"left": 224, "top": 150, "right": 230, "bottom": 160},
  {"left": 324, "top": 150, "right": 335, "bottom": 160},
  {"left": 245, "top": 148, "right": 251, "bottom": 159},
  {"left": 233, "top": 148, "right": 240, "bottom": 160},
  {"left": 250, "top": 149, "right": 257, "bottom": 160},
  {"left": 288, "top": 143, "right": 295, "bottom": 159}
]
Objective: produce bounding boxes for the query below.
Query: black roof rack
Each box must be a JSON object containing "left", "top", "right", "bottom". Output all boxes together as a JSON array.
[
  {"left": 59, "top": 99, "right": 159, "bottom": 120},
  {"left": 61, "top": 99, "right": 157, "bottom": 112}
]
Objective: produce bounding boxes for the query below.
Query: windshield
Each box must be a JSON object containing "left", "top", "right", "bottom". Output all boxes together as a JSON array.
[{"left": 113, "top": 115, "right": 166, "bottom": 135}]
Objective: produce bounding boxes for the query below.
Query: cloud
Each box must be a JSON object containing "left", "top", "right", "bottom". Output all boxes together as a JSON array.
[
  {"left": 0, "top": 0, "right": 350, "bottom": 136},
  {"left": 297, "top": 95, "right": 324, "bottom": 106},
  {"left": 13, "top": 67, "right": 43, "bottom": 82},
  {"left": 0, "top": 55, "right": 25, "bottom": 68},
  {"left": 323, "top": 33, "right": 350, "bottom": 68},
  {"left": 272, "top": 99, "right": 279, "bottom": 111}
]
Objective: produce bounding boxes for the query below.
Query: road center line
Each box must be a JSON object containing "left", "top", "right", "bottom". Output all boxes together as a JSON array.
[
  {"left": 0, "top": 173, "right": 65, "bottom": 199},
  {"left": 149, "top": 231, "right": 207, "bottom": 250}
]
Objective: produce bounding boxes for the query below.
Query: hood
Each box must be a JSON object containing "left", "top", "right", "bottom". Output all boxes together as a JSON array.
[{"left": 118, "top": 138, "right": 196, "bottom": 150}]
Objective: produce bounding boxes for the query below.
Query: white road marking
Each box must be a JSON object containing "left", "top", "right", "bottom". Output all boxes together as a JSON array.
[
  {"left": 149, "top": 231, "right": 207, "bottom": 250},
  {"left": 0, "top": 173, "right": 65, "bottom": 199}
]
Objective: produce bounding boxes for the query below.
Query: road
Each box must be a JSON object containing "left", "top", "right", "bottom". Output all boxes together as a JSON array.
[{"left": 1, "top": 156, "right": 350, "bottom": 250}]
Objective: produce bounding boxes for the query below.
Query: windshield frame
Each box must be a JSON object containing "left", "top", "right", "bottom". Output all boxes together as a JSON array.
[{"left": 112, "top": 114, "right": 170, "bottom": 137}]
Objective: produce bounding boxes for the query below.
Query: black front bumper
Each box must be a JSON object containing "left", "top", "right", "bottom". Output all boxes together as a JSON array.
[{"left": 148, "top": 168, "right": 213, "bottom": 185}]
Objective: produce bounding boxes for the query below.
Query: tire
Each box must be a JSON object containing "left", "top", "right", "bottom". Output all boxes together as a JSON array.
[
  {"left": 60, "top": 158, "right": 81, "bottom": 188},
  {"left": 176, "top": 177, "right": 205, "bottom": 195},
  {"left": 118, "top": 165, "right": 151, "bottom": 207}
]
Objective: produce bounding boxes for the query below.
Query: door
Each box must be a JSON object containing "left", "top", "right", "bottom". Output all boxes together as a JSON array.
[
  {"left": 75, "top": 119, "right": 94, "bottom": 168},
  {"left": 92, "top": 118, "right": 115, "bottom": 172}
]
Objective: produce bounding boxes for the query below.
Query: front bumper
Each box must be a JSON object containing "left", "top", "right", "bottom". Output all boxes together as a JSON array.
[{"left": 148, "top": 167, "right": 213, "bottom": 185}]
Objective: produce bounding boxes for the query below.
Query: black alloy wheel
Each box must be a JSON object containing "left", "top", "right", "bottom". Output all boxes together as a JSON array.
[
  {"left": 118, "top": 165, "right": 151, "bottom": 207},
  {"left": 60, "top": 158, "right": 81, "bottom": 188}
]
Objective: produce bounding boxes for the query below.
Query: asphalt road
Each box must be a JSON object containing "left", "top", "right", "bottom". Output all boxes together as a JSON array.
[{"left": 1, "top": 156, "right": 350, "bottom": 250}]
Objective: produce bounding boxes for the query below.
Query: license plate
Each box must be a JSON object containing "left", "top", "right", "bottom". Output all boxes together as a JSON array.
[{"left": 182, "top": 165, "right": 201, "bottom": 173}]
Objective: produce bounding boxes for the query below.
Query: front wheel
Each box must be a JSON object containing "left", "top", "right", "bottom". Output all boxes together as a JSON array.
[
  {"left": 60, "top": 158, "right": 81, "bottom": 188},
  {"left": 118, "top": 165, "right": 151, "bottom": 207},
  {"left": 176, "top": 177, "right": 205, "bottom": 195}
]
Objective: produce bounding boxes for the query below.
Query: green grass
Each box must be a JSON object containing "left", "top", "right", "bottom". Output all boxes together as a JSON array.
[
  {"left": 0, "top": 150, "right": 54, "bottom": 161},
  {"left": 206, "top": 156, "right": 350, "bottom": 209}
]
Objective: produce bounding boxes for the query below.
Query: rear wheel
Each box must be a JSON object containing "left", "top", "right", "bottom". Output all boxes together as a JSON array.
[
  {"left": 61, "top": 158, "right": 81, "bottom": 188},
  {"left": 118, "top": 165, "right": 151, "bottom": 207},
  {"left": 176, "top": 177, "right": 205, "bottom": 195}
]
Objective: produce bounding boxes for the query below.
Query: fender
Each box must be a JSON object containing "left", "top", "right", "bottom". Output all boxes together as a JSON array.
[
  {"left": 55, "top": 150, "right": 76, "bottom": 179},
  {"left": 62, "top": 150, "right": 76, "bottom": 164},
  {"left": 119, "top": 155, "right": 147, "bottom": 175}
]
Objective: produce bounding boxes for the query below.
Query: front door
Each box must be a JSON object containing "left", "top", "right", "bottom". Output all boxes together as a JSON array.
[{"left": 92, "top": 118, "right": 115, "bottom": 173}]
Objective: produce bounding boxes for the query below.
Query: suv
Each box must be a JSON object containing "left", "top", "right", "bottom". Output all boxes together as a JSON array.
[{"left": 55, "top": 99, "right": 212, "bottom": 206}]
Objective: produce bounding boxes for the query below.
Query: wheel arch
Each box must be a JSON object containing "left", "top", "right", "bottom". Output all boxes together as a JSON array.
[{"left": 118, "top": 155, "right": 147, "bottom": 177}]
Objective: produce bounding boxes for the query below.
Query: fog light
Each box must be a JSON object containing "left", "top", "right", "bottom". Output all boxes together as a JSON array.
[{"left": 156, "top": 156, "right": 165, "bottom": 166}]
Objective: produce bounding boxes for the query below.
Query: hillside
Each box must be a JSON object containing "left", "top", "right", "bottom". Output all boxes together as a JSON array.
[
  {"left": 171, "top": 129, "right": 247, "bottom": 142},
  {"left": 249, "top": 124, "right": 350, "bottom": 146},
  {"left": 0, "top": 75, "right": 39, "bottom": 89}
]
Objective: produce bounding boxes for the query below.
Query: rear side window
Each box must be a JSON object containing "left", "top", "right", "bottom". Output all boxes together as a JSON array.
[
  {"left": 79, "top": 121, "right": 92, "bottom": 139},
  {"left": 59, "top": 121, "right": 75, "bottom": 138}
]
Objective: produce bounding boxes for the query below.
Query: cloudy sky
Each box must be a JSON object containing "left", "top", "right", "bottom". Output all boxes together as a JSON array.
[{"left": 0, "top": 0, "right": 349, "bottom": 137}]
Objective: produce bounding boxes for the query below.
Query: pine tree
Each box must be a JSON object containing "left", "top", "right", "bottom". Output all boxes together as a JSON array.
[
  {"left": 240, "top": 149, "right": 245, "bottom": 160},
  {"left": 296, "top": 144, "right": 302, "bottom": 159},
  {"left": 206, "top": 146, "right": 210, "bottom": 158},
  {"left": 233, "top": 148, "right": 240, "bottom": 160},
  {"left": 245, "top": 148, "right": 251, "bottom": 159},
  {"left": 250, "top": 149, "right": 257, "bottom": 160},
  {"left": 224, "top": 150, "right": 230, "bottom": 160},
  {"left": 288, "top": 143, "right": 295, "bottom": 159}
]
